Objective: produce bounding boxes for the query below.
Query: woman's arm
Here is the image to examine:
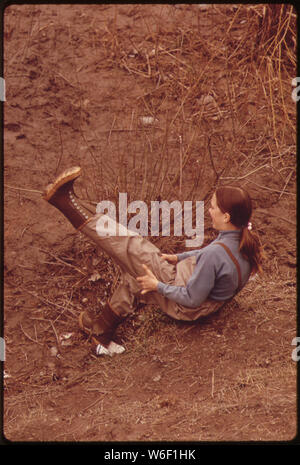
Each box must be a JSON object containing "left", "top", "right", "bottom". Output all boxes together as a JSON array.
[
  {"left": 176, "top": 250, "right": 199, "bottom": 262},
  {"left": 137, "top": 249, "right": 217, "bottom": 308},
  {"left": 157, "top": 252, "right": 216, "bottom": 307}
]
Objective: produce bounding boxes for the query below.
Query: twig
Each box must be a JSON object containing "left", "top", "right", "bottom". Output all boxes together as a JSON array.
[
  {"left": 19, "top": 323, "right": 43, "bottom": 346},
  {"left": 21, "top": 287, "right": 80, "bottom": 314},
  {"left": 56, "top": 72, "right": 77, "bottom": 88},
  {"left": 108, "top": 115, "right": 116, "bottom": 145},
  {"left": 4, "top": 184, "right": 42, "bottom": 194},
  {"left": 160, "top": 48, "right": 193, "bottom": 70},
  {"left": 49, "top": 320, "right": 61, "bottom": 350},
  {"left": 220, "top": 163, "right": 270, "bottom": 181},
  {"left": 225, "top": 4, "right": 242, "bottom": 36},
  {"left": 247, "top": 179, "right": 296, "bottom": 196},
  {"left": 80, "top": 393, "right": 108, "bottom": 413},
  {"left": 279, "top": 169, "right": 294, "bottom": 200},
  {"left": 55, "top": 124, "right": 64, "bottom": 176},
  {"left": 267, "top": 59, "right": 279, "bottom": 152},
  {"left": 145, "top": 51, "right": 151, "bottom": 78},
  {"left": 38, "top": 248, "right": 87, "bottom": 276},
  {"left": 121, "top": 59, "right": 151, "bottom": 79},
  {"left": 34, "top": 323, "right": 38, "bottom": 344},
  {"left": 7, "top": 5, "right": 35, "bottom": 70},
  {"left": 172, "top": 129, "right": 197, "bottom": 188},
  {"left": 179, "top": 135, "right": 183, "bottom": 198},
  {"left": 225, "top": 59, "right": 237, "bottom": 140},
  {"left": 255, "top": 318, "right": 269, "bottom": 334},
  {"left": 207, "top": 134, "right": 225, "bottom": 183}
]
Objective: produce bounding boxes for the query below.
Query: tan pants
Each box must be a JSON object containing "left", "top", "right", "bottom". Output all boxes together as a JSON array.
[{"left": 80, "top": 213, "right": 225, "bottom": 322}]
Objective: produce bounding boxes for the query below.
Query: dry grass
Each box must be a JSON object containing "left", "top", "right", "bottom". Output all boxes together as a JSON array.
[{"left": 69, "top": 4, "right": 296, "bottom": 229}]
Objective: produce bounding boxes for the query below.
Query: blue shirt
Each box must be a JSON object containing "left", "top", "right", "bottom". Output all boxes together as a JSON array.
[{"left": 157, "top": 230, "right": 251, "bottom": 308}]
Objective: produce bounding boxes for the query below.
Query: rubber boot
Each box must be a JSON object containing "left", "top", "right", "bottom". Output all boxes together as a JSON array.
[
  {"left": 42, "top": 166, "right": 90, "bottom": 229},
  {"left": 79, "top": 302, "right": 124, "bottom": 348}
]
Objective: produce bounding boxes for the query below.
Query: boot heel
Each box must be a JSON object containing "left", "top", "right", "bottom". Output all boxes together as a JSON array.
[{"left": 43, "top": 167, "right": 81, "bottom": 201}]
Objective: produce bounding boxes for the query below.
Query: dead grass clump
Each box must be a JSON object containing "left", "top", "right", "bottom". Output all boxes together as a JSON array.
[{"left": 255, "top": 4, "right": 296, "bottom": 73}]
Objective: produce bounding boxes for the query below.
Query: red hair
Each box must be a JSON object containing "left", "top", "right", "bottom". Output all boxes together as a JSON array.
[{"left": 215, "top": 186, "right": 264, "bottom": 274}]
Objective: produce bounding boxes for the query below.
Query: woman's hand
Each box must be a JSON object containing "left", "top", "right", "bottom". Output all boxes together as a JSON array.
[
  {"left": 161, "top": 253, "right": 178, "bottom": 264},
  {"left": 136, "top": 264, "right": 159, "bottom": 295}
]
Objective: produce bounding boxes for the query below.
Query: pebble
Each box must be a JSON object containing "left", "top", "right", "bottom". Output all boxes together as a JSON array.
[
  {"left": 50, "top": 346, "right": 58, "bottom": 357},
  {"left": 140, "top": 116, "right": 158, "bottom": 126}
]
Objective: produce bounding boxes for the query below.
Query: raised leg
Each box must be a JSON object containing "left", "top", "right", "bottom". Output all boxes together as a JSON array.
[{"left": 42, "top": 167, "right": 175, "bottom": 353}]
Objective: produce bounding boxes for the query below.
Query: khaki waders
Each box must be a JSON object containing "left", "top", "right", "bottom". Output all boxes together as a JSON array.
[
  {"left": 43, "top": 167, "right": 225, "bottom": 347},
  {"left": 80, "top": 214, "right": 225, "bottom": 322}
]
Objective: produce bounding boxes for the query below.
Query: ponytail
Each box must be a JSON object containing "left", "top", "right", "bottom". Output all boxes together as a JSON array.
[
  {"left": 239, "top": 227, "right": 265, "bottom": 275},
  {"left": 215, "top": 185, "right": 265, "bottom": 275}
]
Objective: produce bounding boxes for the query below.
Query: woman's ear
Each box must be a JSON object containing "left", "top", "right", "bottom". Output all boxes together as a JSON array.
[{"left": 224, "top": 212, "right": 231, "bottom": 223}]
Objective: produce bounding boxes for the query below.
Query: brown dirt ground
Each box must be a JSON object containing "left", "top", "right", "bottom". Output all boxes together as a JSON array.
[{"left": 2, "top": 4, "right": 297, "bottom": 444}]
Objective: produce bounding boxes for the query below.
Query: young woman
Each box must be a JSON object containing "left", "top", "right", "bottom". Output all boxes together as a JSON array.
[{"left": 43, "top": 167, "right": 263, "bottom": 355}]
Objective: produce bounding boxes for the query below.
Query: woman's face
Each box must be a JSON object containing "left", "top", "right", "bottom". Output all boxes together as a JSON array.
[{"left": 209, "top": 193, "right": 228, "bottom": 230}]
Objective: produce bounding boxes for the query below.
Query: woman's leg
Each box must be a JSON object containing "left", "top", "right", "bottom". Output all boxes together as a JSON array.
[
  {"left": 43, "top": 166, "right": 175, "bottom": 282},
  {"left": 108, "top": 273, "right": 142, "bottom": 318},
  {"left": 43, "top": 167, "right": 176, "bottom": 348},
  {"left": 80, "top": 213, "right": 176, "bottom": 283}
]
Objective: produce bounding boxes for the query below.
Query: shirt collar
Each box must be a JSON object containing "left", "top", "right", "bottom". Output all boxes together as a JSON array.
[{"left": 216, "top": 229, "right": 242, "bottom": 240}]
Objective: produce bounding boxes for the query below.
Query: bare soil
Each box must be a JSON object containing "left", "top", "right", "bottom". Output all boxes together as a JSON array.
[{"left": 3, "top": 4, "right": 297, "bottom": 443}]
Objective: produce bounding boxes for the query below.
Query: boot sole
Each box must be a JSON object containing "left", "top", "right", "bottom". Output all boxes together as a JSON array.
[{"left": 43, "top": 166, "right": 82, "bottom": 201}]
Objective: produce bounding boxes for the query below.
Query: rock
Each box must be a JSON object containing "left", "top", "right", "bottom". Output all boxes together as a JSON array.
[{"left": 50, "top": 346, "right": 58, "bottom": 357}]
